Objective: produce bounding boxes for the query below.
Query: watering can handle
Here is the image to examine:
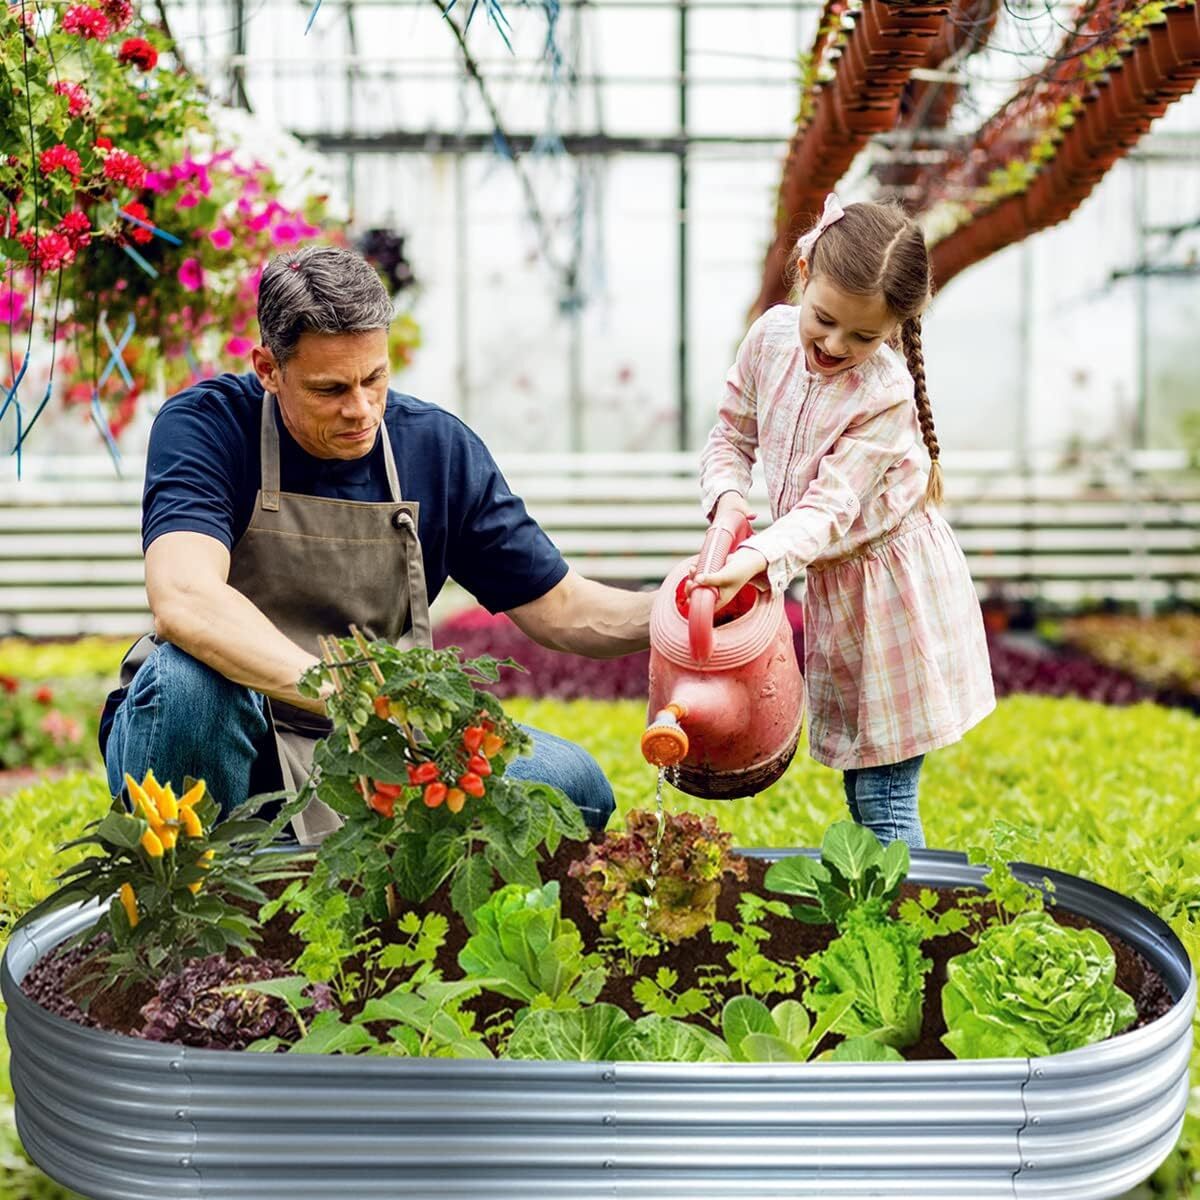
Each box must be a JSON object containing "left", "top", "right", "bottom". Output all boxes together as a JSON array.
[{"left": 689, "top": 509, "right": 752, "bottom": 665}]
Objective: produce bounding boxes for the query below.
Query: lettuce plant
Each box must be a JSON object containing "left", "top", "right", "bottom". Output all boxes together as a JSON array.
[
  {"left": 567, "top": 809, "right": 747, "bottom": 941},
  {"left": 804, "top": 906, "right": 932, "bottom": 1050},
  {"left": 942, "top": 911, "right": 1138, "bottom": 1059},
  {"left": 457, "top": 882, "right": 605, "bottom": 1010},
  {"left": 764, "top": 820, "right": 908, "bottom": 929}
]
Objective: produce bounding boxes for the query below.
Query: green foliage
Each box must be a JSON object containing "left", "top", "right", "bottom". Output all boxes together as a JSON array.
[
  {"left": 763, "top": 820, "right": 908, "bottom": 928},
  {"left": 504, "top": 1003, "right": 730, "bottom": 1063},
  {"left": 942, "top": 911, "right": 1138, "bottom": 1060},
  {"left": 707, "top": 892, "right": 801, "bottom": 999},
  {"left": 296, "top": 638, "right": 588, "bottom": 933},
  {"left": 631, "top": 967, "right": 713, "bottom": 1021},
  {"left": 804, "top": 907, "right": 931, "bottom": 1050},
  {"left": 457, "top": 882, "right": 604, "bottom": 1011},
  {"left": 15, "top": 775, "right": 298, "bottom": 987},
  {"left": 721, "top": 994, "right": 854, "bottom": 1064}
]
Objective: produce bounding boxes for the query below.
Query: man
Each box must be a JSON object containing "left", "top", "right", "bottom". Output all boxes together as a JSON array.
[{"left": 101, "top": 245, "right": 652, "bottom": 842}]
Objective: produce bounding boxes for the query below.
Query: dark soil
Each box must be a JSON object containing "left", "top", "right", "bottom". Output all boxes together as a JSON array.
[{"left": 20, "top": 837, "right": 1177, "bottom": 1058}]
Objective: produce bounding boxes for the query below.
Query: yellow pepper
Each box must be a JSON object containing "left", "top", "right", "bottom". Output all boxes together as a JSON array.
[
  {"left": 156, "top": 784, "right": 179, "bottom": 823},
  {"left": 118, "top": 882, "right": 138, "bottom": 928},
  {"left": 179, "top": 780, "right": 206, "bottom": 809},
  {"left": 188, "top": 848, "right": 215, "bottom": 895},
  {"left": 140, "top": 828, "right": 165, "bottom": 858},
  {"left": 125, "top": 773, "right": 165, "bottom": 834},
  {"left": 180, "top": 807, "right": 204, "bottom": 839},
  {"left": 159, "top": 827, "right": 178, "bottom": 852}
]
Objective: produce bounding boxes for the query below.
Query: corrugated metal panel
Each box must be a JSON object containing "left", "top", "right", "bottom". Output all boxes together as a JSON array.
[{"left": 3, "top": 852, "right": 1194, "bottom": 1200}]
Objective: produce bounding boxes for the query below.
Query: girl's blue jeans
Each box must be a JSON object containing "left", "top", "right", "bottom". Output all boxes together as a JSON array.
[
  {"left": 842, "top": 754, "right": 926, "bottom": 849},
  {"left": 102, "top": 641, "right": 616, "bottom": 834}
]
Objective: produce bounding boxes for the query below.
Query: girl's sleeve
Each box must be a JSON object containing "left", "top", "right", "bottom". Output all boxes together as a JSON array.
[
  {"left": 742, "top": 382, "right": 914, "bottom": 594},
  {"left": 698, "top": 319, "right": 763, "bottom": 520}
]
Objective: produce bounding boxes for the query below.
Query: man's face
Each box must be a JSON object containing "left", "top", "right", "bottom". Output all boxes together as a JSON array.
[
  {"left": 796, "top": 262, "right": 896, "bottom": 377},
  {"left": 253, "top": 330, "right": 390, "bottom": 460}
]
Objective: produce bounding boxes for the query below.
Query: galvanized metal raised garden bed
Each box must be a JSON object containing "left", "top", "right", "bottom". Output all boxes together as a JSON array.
[{"left": 3, "top": 848, "right": 1194, "bottom": 1199}]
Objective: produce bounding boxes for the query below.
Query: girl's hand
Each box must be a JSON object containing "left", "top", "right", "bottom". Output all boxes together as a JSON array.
[
  {"left": 710, "top": 490, "right": 758, "bottom": 525},
  {"left": 688, "top": 546, "right": 770, "bottom": 611}
]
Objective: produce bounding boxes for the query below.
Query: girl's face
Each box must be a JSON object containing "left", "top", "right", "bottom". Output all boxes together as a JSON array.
[{"left": 797, "top": 261, "right": 897, "bottom": 376}]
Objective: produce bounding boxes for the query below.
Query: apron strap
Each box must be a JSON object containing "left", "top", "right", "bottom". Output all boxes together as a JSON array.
[
  {"left": 395, "top": 509, "right": 431, "bottom": 647},
  {"left": 260, "top": 393, "right": 281, "bottom": 512},
  {"left": 380, "top": 419, "right": 403, "bottom": 503}
]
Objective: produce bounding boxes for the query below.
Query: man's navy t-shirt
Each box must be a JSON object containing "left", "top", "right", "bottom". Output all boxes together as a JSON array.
[{"left": 141, "top": 371, "right": 568, "bottom": 616}]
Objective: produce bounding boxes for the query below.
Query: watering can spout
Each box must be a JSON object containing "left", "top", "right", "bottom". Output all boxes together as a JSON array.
[{"left": 641, "top": 703, "right": 689, "bottom": 768}]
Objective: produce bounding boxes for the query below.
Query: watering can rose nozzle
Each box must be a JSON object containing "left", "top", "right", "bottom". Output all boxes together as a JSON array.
[{"left": 640, "top": 703, "right": 689, "bottom": 767}]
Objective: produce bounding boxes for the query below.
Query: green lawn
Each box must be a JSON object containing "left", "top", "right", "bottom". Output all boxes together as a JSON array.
[{"left": 2, "top": 694, "right": 1198, "bottom": 1199}]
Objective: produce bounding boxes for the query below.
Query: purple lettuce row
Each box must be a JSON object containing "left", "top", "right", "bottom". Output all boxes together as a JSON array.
[
  {"left": 138, "top": 955, "right": 335, "bottom": 1050},
  {"left": 436, "top": 604, "right": 1163, "bottom": 709},
  {"left": 19, "top": 936, "right": 109, "bottom": 1029}
]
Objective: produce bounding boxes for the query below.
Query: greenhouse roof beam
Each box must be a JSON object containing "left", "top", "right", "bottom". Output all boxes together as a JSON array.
[{"left": 751, "top": 1, "right": 955, "bottom": 319}]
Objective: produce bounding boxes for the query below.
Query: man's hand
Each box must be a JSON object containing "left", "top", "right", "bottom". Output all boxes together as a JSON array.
[{"left": 688, "top": 545, "right": 769, "bottom": 611}]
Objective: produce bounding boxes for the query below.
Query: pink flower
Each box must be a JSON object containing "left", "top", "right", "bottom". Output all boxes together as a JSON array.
[
  {"left": 176, "top": 190, "right": 199, "bottom": 209},
  {"left": 144, "top": 169, "right": 170, "bottom": 193},
  {"left": 177, "top": 257, "right": 205, "bottom": 292},
  {"left": 101, "top": 0, "right": 134, "bottom": 31},
  {"left": 270, "top": 222, "right": 299, "bottom": 247},
  {"left": 225, "top": 336, "right": 254, "bottom": 356},
  {"left": 39, "top": 143, "right": 82, "bottom": 182},
  {"left": 53, "top": 80, "right": 91, "bottom": 117},
  {"left": 208, "top": 227, "right": 233, "bottom": 250},
  {"left": 39, "top": 710, "right": 83, "bottom": 746},
  {"left": 102, "top": 148, "right": 147, "bottom": 191},
  {"left": 61, "top": 4, "right": 111, "bottom": 39},
  {"left": 0, "top": 288, "right": 25, "bottom": 324}
]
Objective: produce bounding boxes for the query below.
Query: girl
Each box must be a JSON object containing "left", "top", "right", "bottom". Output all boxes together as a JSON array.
[{"left": 690, "top": 194, "right": 995, "bottom": 849}]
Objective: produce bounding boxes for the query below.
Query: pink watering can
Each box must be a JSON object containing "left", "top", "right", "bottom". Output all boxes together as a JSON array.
[{"left": 640, "top": 509, "right": 805, "bottom": 799}]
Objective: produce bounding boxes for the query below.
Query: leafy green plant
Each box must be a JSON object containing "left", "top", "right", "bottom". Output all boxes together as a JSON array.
[
  {"left": 568, "top": 808, "right": 747, "bottom": 942},
  {"left": 896, "top": 888, "right": 972, "bottom": 941},
  {"left": 964, "top": 820, "right": 1051, "bottom": 928},
  {"left": 721, "top": 993, "right": 854, "bottom": 1063},
  {"left": 942, "top": 911, "right": 1138, "bottom": 1059},
  {"left": 295, "top": 636, "right": 588, "bottom": 931},
  {"left": 804, "top": 906, "right": 932, "bottom": 1050},
  {"left": 632, "top": 967, "right": 713, "bottom": 1021},
  {"left": 504, "top": 1003, "right": 730, "bottom": 1063},
  {"left": 457, "top": 882, "right": 605, "bottom": 1011},
  {"left": 16, "top": 771, "right": 296, "bottom": 987},
  {"left": 708, "top": 892, "right": 800, "bottom": 998},
  {"left": 764, "top": 821, "right": 908, "bottom": 928},
  {"left": 597, "top": 892, "right": 664, "bottom": 977}
]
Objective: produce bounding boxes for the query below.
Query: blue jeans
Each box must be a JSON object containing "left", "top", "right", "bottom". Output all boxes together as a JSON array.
[
  {"left": 842, "top": 754, "right": 926, "bottom": 850},
  {"left": 103, "top": 642, "right": 616, "bottom": 833}
]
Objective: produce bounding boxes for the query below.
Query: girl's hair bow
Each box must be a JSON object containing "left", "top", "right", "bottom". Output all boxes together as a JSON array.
[{"left": 796, "top": 193, "right": 846, "bottom": 265}]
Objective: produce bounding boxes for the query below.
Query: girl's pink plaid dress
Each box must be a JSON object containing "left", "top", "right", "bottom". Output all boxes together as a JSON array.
[{"left": 699, "top": 305, "right": 995, "bottom": 770}]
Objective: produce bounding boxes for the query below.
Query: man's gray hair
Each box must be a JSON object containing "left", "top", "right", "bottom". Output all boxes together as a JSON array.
[{"left": 257, "top": 245, "right": 395, "bottom": 368}]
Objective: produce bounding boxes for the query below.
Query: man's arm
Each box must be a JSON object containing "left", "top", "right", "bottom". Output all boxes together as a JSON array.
[
  {"left": 506, "top": 568, "right": 653, "bottom": 659},
  {"left": 146, "top": 531, "right": 328, "bottom": 713}
]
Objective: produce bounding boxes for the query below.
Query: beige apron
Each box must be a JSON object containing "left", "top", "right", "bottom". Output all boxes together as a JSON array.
[{"left": 120, "top": 394, "right": 432, "bottom": 843}]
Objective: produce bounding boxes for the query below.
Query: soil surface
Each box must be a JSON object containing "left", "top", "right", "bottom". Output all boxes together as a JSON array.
[{"left": 21, "top": 836, "right": 1178, "bottom": 1059}]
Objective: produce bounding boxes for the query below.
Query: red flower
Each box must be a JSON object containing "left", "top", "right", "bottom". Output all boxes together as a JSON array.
[
  {"left": 117, "top": 37, "right": 157, "bottom": 70},
  {"left": 0, "top": 676, "right": 17, "bottom": 694},
  {"left": 93, "top": 136, "right": 113, "bottom": 151},
  {"left": 61, "top": 4, "right": 111, "bottom": 39},
  {"left": 59, "top": 209, "right": 92, "bottom": 248},
  {"left": 102, "top": 149, "right": 147, "bottom": 191},
  {"left": 39, "top": 144, "right": 82, "bottom": 183},
  {"left": 34, "top": 685, "right": 54, "bottom": 705},
  {"left": 120, "top": 200, "right": 153, "bottom": 244},
  {"left": 101, "top": 0, "right": 134, "bottom": 31},
  {"left": 53, "top": 80, "right": 91, "bottom": 117}
]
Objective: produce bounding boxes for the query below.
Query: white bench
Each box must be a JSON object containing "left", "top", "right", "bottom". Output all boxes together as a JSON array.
[{"left": 1, "top": 450, "right": 1197, "bottom": 635}]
